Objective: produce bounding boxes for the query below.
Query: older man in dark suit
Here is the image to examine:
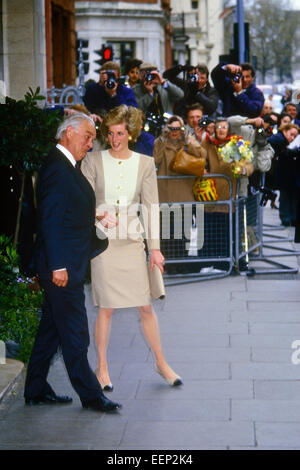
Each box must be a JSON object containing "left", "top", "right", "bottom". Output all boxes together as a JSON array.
[{"left": 24, "top": 113, "right": 121, "bottom": 412}]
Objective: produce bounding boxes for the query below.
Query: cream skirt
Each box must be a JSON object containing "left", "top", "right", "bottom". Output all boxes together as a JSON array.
[{"left": 90, "top": 238, "right": 151, "bottom": 308}]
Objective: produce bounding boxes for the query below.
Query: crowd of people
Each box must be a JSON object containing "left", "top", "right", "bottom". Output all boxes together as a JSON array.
[
  {"left": 80, "top": 58, "right": 300, "bottom": 263},
  {"left": 81, "top": 58, "right": 300, "bottom": 216},
  {"left": 22, "top": 57, "right": 300, "bottom": 414}
]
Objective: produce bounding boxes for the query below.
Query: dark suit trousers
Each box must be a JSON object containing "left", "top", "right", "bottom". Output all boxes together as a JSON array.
[{"left": 24, "top": 279, "right": 103, "bottom": 402}]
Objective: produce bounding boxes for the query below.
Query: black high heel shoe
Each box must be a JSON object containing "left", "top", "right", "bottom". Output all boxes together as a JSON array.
[
  {"left": 95, "top": 370, "right": 114, "bottom": 392},
  {"left": 155, "top": 365, "right": 183, "bottom": 387}
]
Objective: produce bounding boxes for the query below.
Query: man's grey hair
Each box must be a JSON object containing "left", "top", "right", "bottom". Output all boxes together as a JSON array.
[{"left": 55, "top": 112, "right": 95, "bottom": 140}]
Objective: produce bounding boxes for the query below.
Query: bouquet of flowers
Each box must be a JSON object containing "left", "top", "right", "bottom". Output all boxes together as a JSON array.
[{"left": 218, "top": 136, "right": 253, "bottom": 177}]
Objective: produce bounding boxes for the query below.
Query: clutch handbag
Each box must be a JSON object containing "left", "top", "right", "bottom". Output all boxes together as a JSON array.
[
  {"left": 148, "top": 263, "right": 166, "bottom": 300},
  {"left": 169, "top": 146, "right": 205, "bottom": 177}
]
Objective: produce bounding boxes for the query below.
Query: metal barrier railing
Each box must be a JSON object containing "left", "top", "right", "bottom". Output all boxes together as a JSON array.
[
  {"left": 157, "top": 172, "right": 299, "bottom": 282},
  {"left": 157, "top": 174, "right": 234, "bottom": 285},
  {"left": 234, "top": 177, "right": 299, "bottom": 275}
]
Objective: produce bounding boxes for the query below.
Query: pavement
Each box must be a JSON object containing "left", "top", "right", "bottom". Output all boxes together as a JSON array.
[{"left": 1, "top": 204, "right": 300, "bottom": 450}]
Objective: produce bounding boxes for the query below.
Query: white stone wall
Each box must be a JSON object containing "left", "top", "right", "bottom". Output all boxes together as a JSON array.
[
  {"left": 75, "top": 1, "right": 167, "bottom": 81},
  {"left": 171, "top": 0, "right": 224, "bottom": 71},
  {"left": 2, "top": 0, "right": 46, "bottom": 100}
]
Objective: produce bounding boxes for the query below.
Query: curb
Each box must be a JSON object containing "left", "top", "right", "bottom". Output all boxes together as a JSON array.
[{"left": 0, "top": 359, "right": 24, "bottom": 404}]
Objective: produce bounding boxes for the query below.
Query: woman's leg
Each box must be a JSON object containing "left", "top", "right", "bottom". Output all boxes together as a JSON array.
[
  {"left": 95, "top": 307, "right": 114, "bottom": 386},
  {"left": 138, "top": 304, "right": 181, "bottom": 382}
]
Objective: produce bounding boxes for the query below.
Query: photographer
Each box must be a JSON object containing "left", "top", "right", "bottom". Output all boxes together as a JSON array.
[
  {"left": 163, "top": 63, "right": 219, "bottom": 118},
  {"left": 133, "top": 62, "right": 184, "bottom": 116},
  {"left": 83, "top": 61, "right": 137, "bottom": 116},
  {"left": 228, "top": 115, "right": 275, "bottom": 199},
  {"left": 211, "top": 62, "right": 264, "bottom": 118}
]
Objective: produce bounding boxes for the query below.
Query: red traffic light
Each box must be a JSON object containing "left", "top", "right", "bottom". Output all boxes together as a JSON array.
[{"left": 103, "top": 46, "right": 113, "bottom": 61}]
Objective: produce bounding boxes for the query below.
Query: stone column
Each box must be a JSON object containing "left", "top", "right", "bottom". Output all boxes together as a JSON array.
[{"left": 2, "top": 0, "right": 47, "bottom": 99}]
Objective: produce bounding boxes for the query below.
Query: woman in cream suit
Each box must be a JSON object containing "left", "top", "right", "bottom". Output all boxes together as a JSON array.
[{"left": 81, "top": 105, "right": 182, "bottom": 391}]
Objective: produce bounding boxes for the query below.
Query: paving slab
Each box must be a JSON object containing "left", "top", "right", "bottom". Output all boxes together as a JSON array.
[
  {"left": 232, "top": 400, "right": 300, "bottom": 422},
  {"left": 255, "top": 423, "right": 300, "bottom": 448},
  {"left": 1, "top": 205, "right": 300, "bottom": 450},
  {"left": 119, "top": 421, "right": 255, "bottom": 448}
]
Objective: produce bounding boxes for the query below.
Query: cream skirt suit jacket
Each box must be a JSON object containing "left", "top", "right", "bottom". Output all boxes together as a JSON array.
[{"left": 81, "top": 150, "right": 160, "bottom": 308}]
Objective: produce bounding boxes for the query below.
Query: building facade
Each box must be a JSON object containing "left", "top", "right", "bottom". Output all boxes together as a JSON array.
[
  {"left": 170, "top": 0, "right": 224, "bottom": 70},
  {"left": 75, "top": 0, "right": 172, "bottom": 81},
  {"left": 1, "top": 0, "right": 47, "bottom": 100},
  {"left": 1, "top": 0, "right": 77, "bottom": 100}
]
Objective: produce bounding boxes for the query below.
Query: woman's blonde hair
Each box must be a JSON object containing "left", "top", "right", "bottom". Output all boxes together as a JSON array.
[
  {"left": 278, "top": 122, "right": 300, "bottom": 133},
  {"left": 101, "top": 105, "right": 143, "bottom": 141}
]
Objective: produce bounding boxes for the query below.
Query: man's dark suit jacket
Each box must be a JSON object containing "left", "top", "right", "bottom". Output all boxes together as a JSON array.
[
  {"left": 35, "top": 146, "right": 108, "bottom": 282},
  {"left": 25, "top": 146, "right": 108, "bottom": 401}
]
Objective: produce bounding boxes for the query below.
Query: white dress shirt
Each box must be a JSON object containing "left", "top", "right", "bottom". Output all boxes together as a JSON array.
[{"left": 56, "top": 143, "right": 76, "bottom": 167}]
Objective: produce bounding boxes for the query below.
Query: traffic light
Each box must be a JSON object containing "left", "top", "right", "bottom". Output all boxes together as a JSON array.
[
  {"left": 76, "top": 38, "right": 89, "bottom": 75},
  {"left": 94, "top": 45, "right": 114, "bottom": 72}
]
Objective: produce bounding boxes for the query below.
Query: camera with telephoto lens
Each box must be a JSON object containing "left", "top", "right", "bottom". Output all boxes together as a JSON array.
[
  {"left": 259, "top": 186, "right": 277, "bottom": 207},
  {"left": 95, "top": 121, "right": 101, "bottom": 138},
  {"left": 144, "top": 112, "right": 170, "bottom": 138},
  {"left": 263, "top": 114, "right": 278, "bottom": 135},
  {"left": 144, "top": 70, "right": 156, "bottom": 82},
  {"left": 187, "top": 72, "right": 198, "bottom": 84},
  {"left": 255, "top": 126, "right": 267, "bottom": 146},
  {"left": 198, "top": 115, "right": 214, "bottom": 129},
  {"left": 105, "top": 70, "right": 117, "bottom": 90},
  {"left": 118, "top": 75, "right": 130, "bottom": 87},
  {"left": 227, "top": 70, "right": 242, "bottom": 83}
]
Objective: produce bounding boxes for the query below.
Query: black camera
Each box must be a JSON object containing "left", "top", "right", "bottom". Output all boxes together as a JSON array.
[
  {"left": 144, "top": 70, "right": 156, "bottom": 82},
  {"left": 259, "top": 186, "right": 277, "bottom": 207},
  {"left": 144, "top": 112, "right": 168, "bottom": 138},
  {"left": 255, "top": 126, "right": 267, "bottom": 147},
  {"left": 187, "top": 72, "right": 198, "bottom": 84},
  {"left": 105, "top": 70, "right": 117, "bottom": 90},
  {"left": 227, "top": 71, "right": 242, "bottom": 83},
  {"left": 118, "top": 75, "right": 130, "bottom": 87},
  {"left": 95, "top": 121, "right": 101, "bottom": 138},
  {"left": 263, "top": 114, "right": 277, "bottom": 127},
  {"left": 198, "top": 115, "right": 214, "bottom": 128}
]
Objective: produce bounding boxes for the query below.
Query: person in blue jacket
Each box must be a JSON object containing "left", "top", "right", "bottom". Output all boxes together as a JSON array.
[
  {"left": 84, "top": 61, "right": 137, "bottom": 116},
  {"left": 211, "top": 62, "right": 264, "bottom": 118}
]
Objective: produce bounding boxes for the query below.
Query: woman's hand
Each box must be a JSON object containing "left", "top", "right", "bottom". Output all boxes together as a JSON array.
[
  {"left": 150, "top": 249, "right": 165, "bottom": 275},
  {"left": 96, "top": 211, "right": 119, "bottom": 229},
  {"left": 90, "top": 114, "right": 102, "bottom": 124},
  {"left": 234, "top": 162, "right": 247, "bottom": 177}
]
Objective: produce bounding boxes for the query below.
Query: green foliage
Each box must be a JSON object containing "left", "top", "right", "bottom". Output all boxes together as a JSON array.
[
  {"left": 0, "top": 235, "right": 42, "bottom": 363},
  {"left": 0, "top": 87, "right": 63, "bottom": 175},
  {"left": 0, "top": 87, "right": 63, "bottom": 247},
  {"left": 245, "top": 0, "right": 297, "bottom": 82},
  {"left": 0, "top": 234, "right": 19, "bottom": 283}
]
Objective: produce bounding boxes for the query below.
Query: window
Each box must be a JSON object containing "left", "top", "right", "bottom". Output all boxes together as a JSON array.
[{"left": 191, "top": 0, "right": 198, "bottom": 9}]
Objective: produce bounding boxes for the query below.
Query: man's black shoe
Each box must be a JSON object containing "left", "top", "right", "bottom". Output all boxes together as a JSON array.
[
  {"left": 25, "top": 393, "right": 73, "bottom": 405},
  {"left": 81, "top": 396, "right": 122, "bottom": 412}
]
